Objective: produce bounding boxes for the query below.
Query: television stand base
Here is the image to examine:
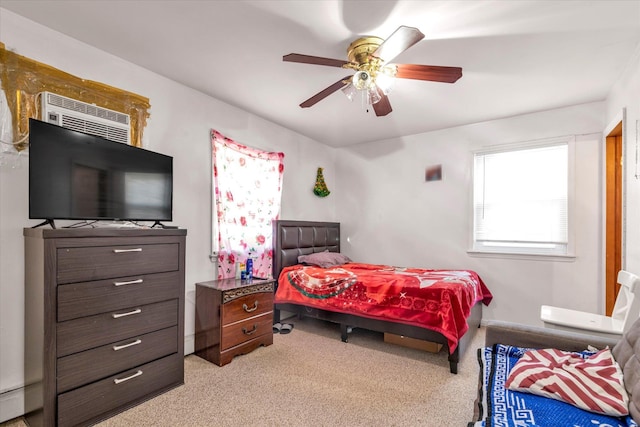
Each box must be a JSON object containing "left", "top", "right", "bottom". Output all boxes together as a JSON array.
[
  {"left": 152, "top": 221, "right": 178, "bottom": 229},
  {"left": 32, "top": 219, "right": 56, "bottom": 229}
]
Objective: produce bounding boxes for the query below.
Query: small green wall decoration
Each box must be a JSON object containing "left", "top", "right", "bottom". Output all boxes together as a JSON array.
[{"left": 313, "top": 167, "right": 330, "bottom": 197}]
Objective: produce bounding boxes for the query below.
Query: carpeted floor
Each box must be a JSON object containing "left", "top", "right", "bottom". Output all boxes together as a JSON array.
[{"left": 4, "top": 318, "right": 485, "bottom": 426}]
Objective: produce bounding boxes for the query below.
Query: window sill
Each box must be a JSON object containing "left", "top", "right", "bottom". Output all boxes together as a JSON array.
[{"left": 467, "top": 250, "right": 576, "bottom": 262}]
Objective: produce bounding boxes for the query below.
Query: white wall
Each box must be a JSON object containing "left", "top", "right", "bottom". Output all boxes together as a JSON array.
[
  {"left": 0, "top": 9, "right": 336, "bottom": 421},
  {"left": 335, "top": 102, "right": 605, "bottom": 326},
  {"left": 605, "top": 46, "right": 640, "bottom": 275}
]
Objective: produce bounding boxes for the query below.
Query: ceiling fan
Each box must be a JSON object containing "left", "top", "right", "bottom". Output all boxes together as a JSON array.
[{"left": 283, "top": 25, "right": 463, "bottom": 117}]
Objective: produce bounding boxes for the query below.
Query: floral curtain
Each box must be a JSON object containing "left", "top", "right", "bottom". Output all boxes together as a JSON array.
[{"left": 211, "top": 130, "right": 284, "bottom": 279}]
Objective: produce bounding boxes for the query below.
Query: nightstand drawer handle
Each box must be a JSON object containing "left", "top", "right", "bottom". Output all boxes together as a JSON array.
[
  {"left": 243, "top": 301, "right": 259, "bottom": 313},
  {"left": 242, "top": 324, "right": 257, "bottom": 335},
  {"left": 113, "top": 248, "right": 142, "bottom": 253},
  {"left": 113, "top": 339, "right": 142, "bottom": 351},
  {"left": 112, "top": 308, "right": 142, "bottom": 318},
  {"left": 113, "top": 279, "right": 144, "bottom": 287},
  {"left": 114, "top": 370, "right": 143, "bottom": 384}
]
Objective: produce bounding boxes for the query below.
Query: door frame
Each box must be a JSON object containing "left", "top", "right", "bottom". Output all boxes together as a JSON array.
[{"left": 603, "top": 108, "right": 626, "bottom": 315}]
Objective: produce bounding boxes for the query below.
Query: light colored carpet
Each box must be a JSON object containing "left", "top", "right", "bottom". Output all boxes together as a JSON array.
[{"left": 5, "top": 318, "right": 485, "bottom": 427}]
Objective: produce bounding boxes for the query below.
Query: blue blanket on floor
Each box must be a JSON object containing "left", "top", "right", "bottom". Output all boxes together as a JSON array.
[{"left": 471, "top": 344, "right": 638, "bottom": 427}]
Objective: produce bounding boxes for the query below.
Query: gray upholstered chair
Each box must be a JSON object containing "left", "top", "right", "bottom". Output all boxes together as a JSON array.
[{"left": 483, "top": 318, "right": 640, "bottom": 423}]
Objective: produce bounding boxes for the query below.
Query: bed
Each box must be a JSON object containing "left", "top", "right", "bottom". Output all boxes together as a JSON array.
[{"left": 272, "top": 220, "right": 492, "bottom": 374}]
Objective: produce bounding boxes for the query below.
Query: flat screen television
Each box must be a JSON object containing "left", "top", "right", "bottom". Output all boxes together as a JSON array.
[{"left": 29, "top": 118, "right": 173, "bottom": 227}]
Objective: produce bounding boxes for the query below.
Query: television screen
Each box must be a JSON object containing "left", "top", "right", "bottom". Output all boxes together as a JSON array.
[{"left": 29, "top": 118, "right": 173, "bottom": 223}]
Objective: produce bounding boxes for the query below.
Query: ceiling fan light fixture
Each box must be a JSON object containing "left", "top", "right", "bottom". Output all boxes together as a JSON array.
[
  {"left": 341, "top": 82, "right": 357, "bottom": 101},
  {"left": 367, "top": 86, "right": 382, "bottom": 105},
  {"left": 352, "top": 70, "right": 372, "bottom": 90},
  {"left": 376, "top": 71, "right": 395, "bottom": 95}
]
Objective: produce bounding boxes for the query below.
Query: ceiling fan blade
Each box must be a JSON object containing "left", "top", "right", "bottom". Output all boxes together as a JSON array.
[
  {"left": 395, "top": 64, "right": 463, "bottom": 83},
  {"left": 283, "top": 53, "right": 352, "bottom": 68},
  {"left": 372, "top": 26, "right": 425, "bottom": 63},
  {"left": 300, "top": 75, "right": 353, "bottom": 108},
  {"left": 373, "top": 90, "right": 392, "bottom": 117}
]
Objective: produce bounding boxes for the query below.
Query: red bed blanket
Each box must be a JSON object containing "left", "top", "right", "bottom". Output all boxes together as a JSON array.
[{"left": 275, "top": 262, "right": 493, "bottom": 353}]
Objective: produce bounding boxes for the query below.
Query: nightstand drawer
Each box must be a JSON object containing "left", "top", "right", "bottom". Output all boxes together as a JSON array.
[
  {"left": 57, "top": 326, "right": 178, "bottom": 393},
  {"left": 57, "top": 243, "right": 179, "bottom": 284},
  {"left": 58, "top": 271, "right": 181, "bottom": 321},
  {"left": 57, "top": 353, "right": 183, "bottom": 427},
  {"left": 57, "top": 299, "right": 178, "bottom": 357},
  {"left": 222, "top": 292, "right": 273, "bottom": 325},
  {"left": 221, "top": 312, "right": 273, "bottom": 350}
]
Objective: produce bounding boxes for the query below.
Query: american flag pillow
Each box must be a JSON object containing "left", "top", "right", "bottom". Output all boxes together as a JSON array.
[{"left": 505, "top": 347, "right": 629, "bottom": 416}]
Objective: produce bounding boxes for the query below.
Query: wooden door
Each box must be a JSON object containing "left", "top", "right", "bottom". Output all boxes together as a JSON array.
[{"left": 605, "top": 122, "right": 623, "bottom": 315}]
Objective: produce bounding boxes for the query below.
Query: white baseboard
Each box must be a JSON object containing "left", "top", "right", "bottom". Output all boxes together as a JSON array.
[
  {"left": 0, "top": 387, "right": 23, "bottom": 423},
  {"left": 184, "top": 333, "right": 194, "bottom": 355},
  {"left": 0, "top": 382, "right": 41, "bottom": 423}
]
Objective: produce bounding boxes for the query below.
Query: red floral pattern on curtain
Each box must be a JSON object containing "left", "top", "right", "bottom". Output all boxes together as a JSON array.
[{"left": 211, "top": 130, "right": 284, "bottom": 279}]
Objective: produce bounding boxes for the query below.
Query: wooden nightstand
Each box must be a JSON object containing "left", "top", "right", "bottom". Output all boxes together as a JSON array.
[{"left": 195, "top": 278, "right": 274, "bottom": 366}]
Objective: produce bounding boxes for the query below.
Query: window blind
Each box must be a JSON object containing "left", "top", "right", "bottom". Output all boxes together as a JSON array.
[{"left": 473, "top": 142, "right": 568, "bottom": 252}]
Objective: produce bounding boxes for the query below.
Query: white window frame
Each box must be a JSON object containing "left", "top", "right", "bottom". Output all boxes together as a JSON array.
[{"left": 469, "top": 135, "right": 576, "bottom": 260}]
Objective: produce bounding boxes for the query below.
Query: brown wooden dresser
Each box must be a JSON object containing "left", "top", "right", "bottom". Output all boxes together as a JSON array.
[
  {"left": 23, "top": 227, "right": 187, "bottom": 427},
  {"left": 195, "top": 278, "right": 274, "bottom": 366}
]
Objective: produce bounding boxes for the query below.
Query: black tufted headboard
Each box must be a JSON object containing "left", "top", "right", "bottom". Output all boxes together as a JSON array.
[{"left": 272, "top": 220, "right": 340, "bottom": 280}]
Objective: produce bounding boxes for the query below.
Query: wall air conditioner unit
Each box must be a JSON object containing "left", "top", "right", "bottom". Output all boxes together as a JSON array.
[{"left": 40, "top": 92, "right": 131, "bottom": 144}]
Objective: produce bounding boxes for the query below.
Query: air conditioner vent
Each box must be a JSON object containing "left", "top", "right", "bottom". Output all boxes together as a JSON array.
[{"left": 41, "top": 92, "right": 131, "bottom": 144}]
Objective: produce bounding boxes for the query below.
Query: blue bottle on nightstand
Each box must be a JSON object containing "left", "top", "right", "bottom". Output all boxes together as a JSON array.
[{"left": 246, "top": 257, "right": 253, "bottom": 281}]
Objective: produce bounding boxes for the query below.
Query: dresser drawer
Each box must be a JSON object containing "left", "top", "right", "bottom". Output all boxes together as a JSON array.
[
  {"left": 57, "top": 326, "right": 178, "bottom": 393},
  {"left": 57, "top": 243, "right": 179, "bottom": 284},
  {"left": 57, "top": 299, "right": 178, "bottom": 357},
  {"left": 221, "top": 312, "right": 273, "bottom": 350},
  {"left": 57, "top": 353, "right": 183, "bottom": 427},
  {"left": 58, "top": 271, "right": 181, "bottom": 321},
  {"left": 222, "top": 292, "right": 273, "bottom": 325}
]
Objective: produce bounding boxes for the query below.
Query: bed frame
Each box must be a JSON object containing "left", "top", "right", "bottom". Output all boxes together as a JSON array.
[{"left": 272, "top": 220, "right": 482, "bottom": 374}]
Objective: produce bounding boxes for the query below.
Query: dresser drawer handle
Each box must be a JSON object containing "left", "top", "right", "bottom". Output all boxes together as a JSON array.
[
  {"left": 113, "top": 248, "right": 142, "bottom": 253},
  {"left": 242, "top": 324, "right": 258, "bottom": 335},
  {"left": 243, "top": 301, "right": 259, "bottom": 313},
  {"left": 112, "top": 308, "right": 142, "bottom": 319},
  {"left": 114, "top": 370, "right": 143, "bottom": 384},
  {"left": 113, "top": 339, "right": 142, "bottom": 351},
  {"left": 113, "top": 279, "right": 144, "bottom": 287}
]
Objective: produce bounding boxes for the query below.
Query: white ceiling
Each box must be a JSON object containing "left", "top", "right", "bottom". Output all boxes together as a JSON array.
[{"left": 2, "top": 0, "right": 640, "bottom": 147}]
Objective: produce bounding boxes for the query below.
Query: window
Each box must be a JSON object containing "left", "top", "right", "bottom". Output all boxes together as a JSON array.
[
  {"left": 472, "top": 136, "right": 574, "bottom": 256},
  {"left": 211, "top": 130, "right": 285, "bottom": 279}
]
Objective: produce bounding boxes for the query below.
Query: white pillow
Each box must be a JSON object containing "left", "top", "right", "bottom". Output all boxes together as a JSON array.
[{"left": 506, "top": 347, "right": 629, "bottom": 416}]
